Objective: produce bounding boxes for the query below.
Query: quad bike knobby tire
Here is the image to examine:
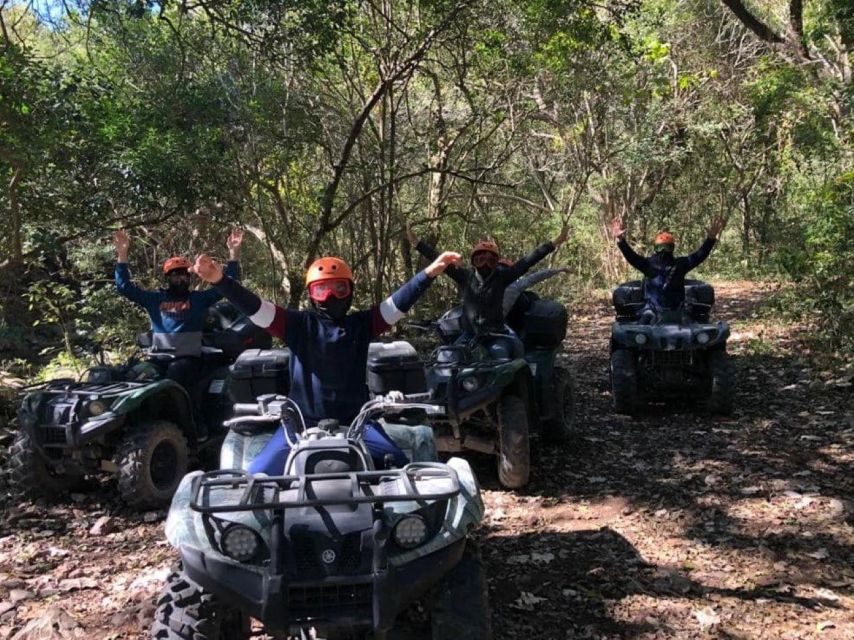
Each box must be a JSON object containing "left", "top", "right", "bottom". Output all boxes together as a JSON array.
[
  {"left": 430, "top": 540, "right": 493, "bottom": 640},
  {"left": 151, "top": 567, "right": 250, "bottom": 640},
  {"left": 541, "top": 366, "right": 576, "bottom": 443},
  {"left": 8, "top": 428, "right": 80, "bottom": 500},
  {"left": 496, "top": 393, "right": 530, "bottom": 489},
  {"left": 705, "top": 349, "right": 735, "bottom": 415},
  {"left": 116, "top": 420, "right": 188, "bottom": 509},
  {"left": 610, "top": 349, "right": 639, "bottom": 415}
]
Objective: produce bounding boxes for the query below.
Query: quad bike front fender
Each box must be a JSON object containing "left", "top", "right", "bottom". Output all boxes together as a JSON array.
[
  {"left": 110, "top": 379, "right": 197, "bottom": 439},
  {"left": 611, "top": 321, "right": 730, "bottom": 351}
]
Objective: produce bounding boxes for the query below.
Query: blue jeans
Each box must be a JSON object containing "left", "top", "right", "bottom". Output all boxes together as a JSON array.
[{"left": 247, "top": 419, "right": 408, "bottom": 475}]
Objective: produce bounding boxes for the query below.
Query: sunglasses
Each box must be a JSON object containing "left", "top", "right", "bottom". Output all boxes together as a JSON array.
[
  {"left": 654, "top": 243, "right": 675, "bottom": 253},
  {"left": 471, "top": 252, "right": 499, "bottom": 268},
  {"left": 308, "top": 278, "right": 352, "bottom": 302},
  {"left": 167, "top": 270, "right": 191, "bottom": 282}
]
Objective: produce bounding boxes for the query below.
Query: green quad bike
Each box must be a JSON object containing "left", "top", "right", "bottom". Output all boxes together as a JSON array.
[
  {"left": 387, "top": 300, "right": 573, "bottom": 491},
  {"left": 609, "top": 279, "right": 735, "bottom": 415},
  {"left": 152, "top": 390, "right": 490, "bottom": 640},
  {"left": 9, "top": 303, "right": 275, "bottom": 508}
]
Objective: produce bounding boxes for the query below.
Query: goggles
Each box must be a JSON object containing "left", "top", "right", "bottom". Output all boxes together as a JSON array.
[
  {"left": 167, "top": 270, "right": 191, "bottom": 282},
  {"left": 654, "top": 243, "right": 674, "bottom": 254},
  {"left": 308, "top": 278, "right": 352, "bottom": 302},
  {"left": 471, "top": 252, "right": 499, "bottom": 268}
]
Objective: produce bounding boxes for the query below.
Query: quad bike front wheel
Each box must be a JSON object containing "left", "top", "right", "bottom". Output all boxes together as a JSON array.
[
  {"left": 116, "top": 420, "right": 188, "bottom": 509},
  {"left": 430, "top": 540, "right": 493, "bottom": 639},
  {"left": 496, "top": 393, "right": 530, "bottom": 489},
  {"left": 610, "top": 349, "right": 639, "bottom": 415},
  {"left": 705, "top": 350, "right": 735, "bottom": 415},
  {"left": 8, "top": 429, "right": 81, "bottom": 500},
  {"left": 151, "top": 567, "right": 250, "bottom": 640},
  {"left": 541, "top": 366, "right": 576, "bottom": 443}
]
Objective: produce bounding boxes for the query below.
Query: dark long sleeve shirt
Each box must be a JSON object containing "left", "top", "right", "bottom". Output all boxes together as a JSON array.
[
  {"left": 416, "top": 240, "right": 556, "bottom": 333},
  {"left": 616, "top": 237, "right": 716, "bottom": 311},
  {"left": 115, "top": 261, "right": 240, "bottom": 356},
  {"left": 214, "top": 271, "right": 435, "bottom": 425}
]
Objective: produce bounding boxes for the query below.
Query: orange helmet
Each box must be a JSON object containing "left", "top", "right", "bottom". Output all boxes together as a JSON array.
[
  {"left": 163, "top": 256, "right": 192, "bottom": 275},
  {"left": 305, "top": 256, "right": 354, "bottom": 286},
  {"left": 654, "top": 232, "right": 675, "bottom": 245},
  {"left": 471, "top": 240, "right": 499, "bottom": 257}
]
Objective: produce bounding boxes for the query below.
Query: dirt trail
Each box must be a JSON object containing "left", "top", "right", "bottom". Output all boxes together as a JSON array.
[{"left": 1, "top": 280, "right": 852, "bottom": 639}]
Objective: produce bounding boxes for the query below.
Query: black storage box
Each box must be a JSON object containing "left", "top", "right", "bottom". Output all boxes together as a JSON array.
[
  {"left": 520, "top": 299, "right": 568, "bottom": 348},
  {"left": 685, "top": 279, "right": 715, "bottom": 322},
  {"left": 612, "top": 280, "right": 644, "bottom": 320},
  {"left": 229, "top": 348, "right": 290, "bottom": 403},
  {"left": 367, "top": 341, "right": 427, "bottom": 395}
]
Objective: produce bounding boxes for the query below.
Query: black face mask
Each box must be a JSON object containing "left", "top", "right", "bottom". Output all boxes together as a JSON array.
[
  {"left": 312, "top": 295, "right": 353, "bottom": 322},
  {"left": 166, "top": 273, "right": 191, "bottom": 297},
  {"left": 476, "top": 266, "right": 494, "bottom": 280}
]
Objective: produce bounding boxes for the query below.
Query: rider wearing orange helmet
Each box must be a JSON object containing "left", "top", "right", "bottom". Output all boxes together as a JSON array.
[
  {"left": 611, "top": 217, "right": 727, "bottom": 323},
  {"left": 190, "top": 248, "right": 462, "bottom": 474},
  {"left": 113, "top": 228, "right": 244, "bottom": 389},
  {"left": 406, "top": 223, "right": 571, "bottom": 336}
]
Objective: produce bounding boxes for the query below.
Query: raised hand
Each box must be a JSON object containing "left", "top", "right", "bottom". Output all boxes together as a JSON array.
[
  {"left": 114, "top": 229, "right": 130, "bottom": 261},
  {"left": 425, "top": 251, "right": 463, "bottom": 278},
  {"left": 553, "top": 221, "right": 571, "bottom": 247},
  {"left": 404, "top": 223, "right": 418, "bottom": 247},
  {"left": 190, "top": 254, "right": 224, "bottom": 284},
  {"left": 707, "top": 215, "right": 728, "bottom": 240},
  {"left": 227, "top": 228, "right": 245, "bottom": 259},
  {"left": 611, "top": 217, "right": 626, "bottom": 240}
]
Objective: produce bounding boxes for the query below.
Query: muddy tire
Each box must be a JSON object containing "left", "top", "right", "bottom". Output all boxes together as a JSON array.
[
  {"left": 151, "top": 568, "right": 249, "bottom": 640},
  {"left": 496, "top": 393, "right": 530, "bottom": 489},
  {"left": 116, "top": 420, "right": 188, "bottom": 509},
  {"left": 8, "top": 429, "right": 78, "bottom": 500},
  {"left": 610, "top": 349, "right": 639, "bottom": 415},
  {"left": 705, "top": 350, "right": 735, "bottom": 415},
  {"left": 541, "top": 366, "right": 576, "bottom": 443},
  {"left": 430, "top": 540, "right": 492, "bottom": 640}
]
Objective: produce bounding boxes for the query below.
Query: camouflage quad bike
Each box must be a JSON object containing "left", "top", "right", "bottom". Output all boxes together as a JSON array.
[
  {"left": 390, "top": 300, "right": 573, "bottom": 491},
  {"left": 609, "top": 279, "right": 735, "bottom": 415},
  {"left": 9, "top": 303, "right": 271, "bottom": 508},
  {"left": 152, "top": 390, "right": 490, "bottom": 640}
]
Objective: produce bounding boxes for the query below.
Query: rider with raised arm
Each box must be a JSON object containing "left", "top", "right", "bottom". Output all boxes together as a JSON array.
[
  {"left": 113, "top": 228, "right": 244, "bottom": 390},
  {"left": 191, "top": 250, "right": 462, "bottom": 475},
  {"left": 405, "top": 223, "right": 570, "bottom": 338},
  {"left": 611, "top": 216, "right": 727, "bottom": 324}
]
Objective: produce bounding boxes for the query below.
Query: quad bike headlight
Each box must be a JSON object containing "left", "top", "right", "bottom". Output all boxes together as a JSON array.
[
  {"left": 85, "top": 399, "right": 110, "bottom": 417},
  {"left": 634, "top": 333, "right": 648, "bottom": 345},
  {"left": 461, "top": 376, "right": 480, "bottom": 392},
  {"left": 393, "top": 514, "right": 428, "bottom": 549},
  {"left": 696, "top": 331, "right": 710, "bottom": 345},
  {"left": 221, "top": 525, "right": 261, "bottom": 562}
]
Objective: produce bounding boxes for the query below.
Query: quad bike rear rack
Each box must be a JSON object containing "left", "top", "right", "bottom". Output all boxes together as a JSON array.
[{"left": 189, "top": 462, "right": 461, "bottom": 513}]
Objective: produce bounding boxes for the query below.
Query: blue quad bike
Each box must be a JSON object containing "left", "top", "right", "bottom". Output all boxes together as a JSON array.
[
  {"left": 609, "top": 279, "right": 735, "bottom": 415},
  {"left": 10, "top": 303, "right": 272, "bottom": 508},
  {"left": 382, "top": 298, "right": 575, "bottom": 490},
  {"left": 152, "top": 390, "right": 490, "bottom": 640}
]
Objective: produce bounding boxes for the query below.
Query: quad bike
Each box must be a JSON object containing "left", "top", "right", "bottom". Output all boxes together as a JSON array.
[
  {"left": 152, "top": 391, "right": 490, "bottom": 640},
  {"left": 9, "top": 303, "right": 274, "bottom": 508},
  {"left": 383, "top": 299, "right": 573, "bottom": 490},
  {"left": 609, "top": 279, "right": 735, "bottom": 415}
]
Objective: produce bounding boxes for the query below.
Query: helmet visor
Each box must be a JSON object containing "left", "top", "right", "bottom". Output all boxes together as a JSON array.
[
  {"left": 308, "top": 278, "right": 352, "bottom": 302},
  {"left": 471, "top": 252, "right": 498, "bottom": 268}
]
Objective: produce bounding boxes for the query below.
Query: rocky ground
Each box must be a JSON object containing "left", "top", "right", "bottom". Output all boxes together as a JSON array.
[{"left": 0, "top": 280, "right": 851, "bottom": 639}]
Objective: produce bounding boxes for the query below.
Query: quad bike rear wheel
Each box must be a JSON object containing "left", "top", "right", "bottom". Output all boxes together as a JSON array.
[
  {"left": 496, "top": 393, "right": 530, "bottom": 489},
  {"left": 430, "top": 540, "right": 493, "bottom": 640},
  {"left": 8, "top": 429, "right": 81, "bottom": 500},
  {"left": 116, "top": 420, "right": 188, "bottom": 509},
  {"left": 151, "top": 567, "right": 250, "bottom": 640},
  {"left": 610, "top": 349, "right": 639, "bottom": 415},
  {"left": 541, "top": 366, "right": 576, "bottom": 443},
  {"left": 705, "top": 350, "right": 735, "bottom": 415}
]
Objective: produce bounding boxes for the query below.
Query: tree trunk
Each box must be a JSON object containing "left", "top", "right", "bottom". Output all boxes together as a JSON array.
[{"left": 8, "top": 164, "right": 23, "bottom": 263}]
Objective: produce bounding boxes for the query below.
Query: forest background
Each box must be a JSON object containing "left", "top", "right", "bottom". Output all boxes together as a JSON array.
[{"left": 0, "top": 0, "right": 851, "bottom": 398}]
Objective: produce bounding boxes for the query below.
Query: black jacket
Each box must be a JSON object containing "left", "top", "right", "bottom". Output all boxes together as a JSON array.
[{"left": 416, "top": 240, "right": 555, "bottom": 333}]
